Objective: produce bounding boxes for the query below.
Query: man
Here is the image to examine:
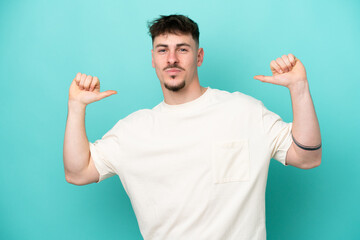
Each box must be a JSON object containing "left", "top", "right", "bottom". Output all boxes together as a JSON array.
[{"left": 63, "top": 15, "right": 321, "bottom": 240}]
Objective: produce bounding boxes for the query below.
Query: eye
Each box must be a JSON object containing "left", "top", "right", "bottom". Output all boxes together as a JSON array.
[
  {"left": 179, "top": 48, "right": 188, "bottom": 52},
  {"left": 158, "top": 49, "right": 166, "bottom": 53}
]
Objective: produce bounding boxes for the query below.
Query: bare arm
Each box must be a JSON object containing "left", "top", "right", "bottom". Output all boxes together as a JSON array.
[
  {"left": 63, "top": 73, "right": 117, "bottom": 185},
  {"left": 254, "top": 54, "right": 322, "bottom": 169},
  {"left": 286, "top": 81, "right": 321, "bottom": 169}
]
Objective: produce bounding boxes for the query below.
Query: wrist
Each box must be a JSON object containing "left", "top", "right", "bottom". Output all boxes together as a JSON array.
[
  {"left": 68, "top": 100, "right": 87, "bottom": 113},
  {"left": 288, "top": 80, "right": 309, "bottom": 96}
]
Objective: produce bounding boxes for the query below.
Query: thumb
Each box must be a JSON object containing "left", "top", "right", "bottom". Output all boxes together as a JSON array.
[
  {"left": 96, "top": 90, "right": 117, "bottom": 101},
  {"left": 253, "top": 75, "right": 275, "bottom": 84}
]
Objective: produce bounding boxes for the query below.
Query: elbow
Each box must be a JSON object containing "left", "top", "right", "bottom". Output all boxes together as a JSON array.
[
  {"left": 300, "top": 154, "right": 322, "bottom": 169},
  {"left": 296, "top": 146, "right": 322, "bottom": 169},
  {"left": 65, "top": 174, "right": 77, "bottom": 185},
  {"left": 303, "top": 158, "right": 321, "bottom": 169},
  {"left": 65, "top": 173, "right": 86, "bottom": 186}
]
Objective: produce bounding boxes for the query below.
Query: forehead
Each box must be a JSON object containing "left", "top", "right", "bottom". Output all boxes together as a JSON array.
[{"left": 153, "top": 33, "right": 195, "bottom": 47}]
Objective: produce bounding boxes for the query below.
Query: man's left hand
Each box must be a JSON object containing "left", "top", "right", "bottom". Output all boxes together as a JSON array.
[{"left": 254, "top": 54, "right": 308, "bottom": 90}]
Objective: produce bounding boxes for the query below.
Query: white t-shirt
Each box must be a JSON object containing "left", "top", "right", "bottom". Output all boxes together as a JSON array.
[{"left": 89, "top": 87, "right": 293, "bottom": 240}]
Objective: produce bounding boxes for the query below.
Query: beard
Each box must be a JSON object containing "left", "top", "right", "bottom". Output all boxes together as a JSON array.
[
  {"left": 162, "top": 63, "right": 186, "bottom": 92},
  {"left": 164, "top": 76, "right": 186, "bottom": 92}
]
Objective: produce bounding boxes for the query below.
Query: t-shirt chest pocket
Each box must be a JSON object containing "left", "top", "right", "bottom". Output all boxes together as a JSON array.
[{"left": 211, "top": 139, "right": 250, "bottom": 184}]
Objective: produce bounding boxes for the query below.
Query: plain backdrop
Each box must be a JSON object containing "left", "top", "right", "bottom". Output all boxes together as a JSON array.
[{"left": 1, "top": 0, "right": 359, "bottom": 239}]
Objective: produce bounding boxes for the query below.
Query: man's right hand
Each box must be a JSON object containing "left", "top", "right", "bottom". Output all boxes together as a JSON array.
[{"left": 69, "top": 72, "right": 117, "bottom": 106}]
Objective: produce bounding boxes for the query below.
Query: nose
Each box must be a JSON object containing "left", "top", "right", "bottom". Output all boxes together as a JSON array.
[{"left": 167, "top": 50, "right": 179, "bottom": 65}]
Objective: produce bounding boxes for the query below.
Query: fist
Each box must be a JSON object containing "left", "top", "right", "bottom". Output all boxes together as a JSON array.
[
  {"left": 254, "top": 54, "right": 308, "bottom": 90},
  {"left": 69, "top": 72, "right": 117, "bottom": 106}
]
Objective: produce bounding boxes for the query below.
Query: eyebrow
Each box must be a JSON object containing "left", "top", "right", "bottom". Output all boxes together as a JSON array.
[{"left": 154, "top": 43, "right": 191, "bottom": 48}]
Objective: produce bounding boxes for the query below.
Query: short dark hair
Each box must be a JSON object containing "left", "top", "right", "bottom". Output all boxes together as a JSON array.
[{"left": 148, "top": 14, "right": 200, "bottom": 46}]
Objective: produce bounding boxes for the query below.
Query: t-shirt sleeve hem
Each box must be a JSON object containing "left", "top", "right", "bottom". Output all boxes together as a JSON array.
[
  {"left": 273, "top": 122, "right": 293, "bottom": 166},
  {"left": 89, "top": 142, "right": 115, "bottom": 183}
]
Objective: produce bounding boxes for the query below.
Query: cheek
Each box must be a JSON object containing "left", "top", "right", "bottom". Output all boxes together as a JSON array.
[
  {"left": 185, "top": 56, "right": 198, "bottom": 70},
  {"left": 189, "top": 53, "right": 198, "bottom": 65},
  {"left": 153, "top": 56, "right": 166, "bottom": 68}
]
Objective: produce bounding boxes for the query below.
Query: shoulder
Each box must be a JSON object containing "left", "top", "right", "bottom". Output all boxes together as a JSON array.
[
  {"left": 122, "top": 108, "right": 155, "bottom": 125},
  {"left": 105, "top": 109, "right": 155, "bottom": 136},
  {"left": 210, "top": 88, "right": 263, "bottom": 109}
]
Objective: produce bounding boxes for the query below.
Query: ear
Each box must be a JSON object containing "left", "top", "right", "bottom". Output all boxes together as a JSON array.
[
  {"left": 151, "top": 49, "right": 155, "bottom": 68},
  {"left": 197, "top": 48, "right": 204, "bottom": 67}
]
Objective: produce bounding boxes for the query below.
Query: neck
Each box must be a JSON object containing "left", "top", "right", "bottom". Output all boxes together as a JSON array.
[{"left": 162, "top": 79, "right": 207, "bottom": 105}]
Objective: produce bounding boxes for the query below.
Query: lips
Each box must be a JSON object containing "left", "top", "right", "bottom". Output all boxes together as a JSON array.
[{"left": 165, "top": 68, "right": 182, "bottom": 73}]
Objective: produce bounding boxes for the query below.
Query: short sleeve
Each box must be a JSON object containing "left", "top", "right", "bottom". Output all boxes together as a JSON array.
[
  {"left": 261, "top": 102, "right": 293, "bottom": 165},
  {"left": 89, "top": 122, "right": 122, "bottom": 183}
]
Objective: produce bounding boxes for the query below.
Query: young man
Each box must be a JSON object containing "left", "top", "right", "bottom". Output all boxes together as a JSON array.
[{"left": 63, "top": 15, "right": 321, "bottom": 240}]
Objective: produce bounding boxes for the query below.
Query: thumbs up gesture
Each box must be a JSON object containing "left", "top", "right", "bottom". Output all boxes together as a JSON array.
[
  {"left": 69, "top": 72, "right": 117, "bottom": 106},
  {"left": 253, "top": 54, "right": 308, "bottom": 91}
]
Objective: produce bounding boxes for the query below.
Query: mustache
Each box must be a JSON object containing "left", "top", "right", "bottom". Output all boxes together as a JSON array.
[{"left": 163, "top": 64, "right": 185, "bottom": 71}]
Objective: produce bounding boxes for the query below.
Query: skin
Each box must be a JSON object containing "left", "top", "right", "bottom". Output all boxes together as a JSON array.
[
  {"left": 254, "top": 54, "right": 322, "bottom": 168},
  {"left": 63, "top": 73, "right": 117, "bottom": 185},
  {"left": 63, "top": 34, "right": 321, "bottom": 185},
  {"left": 151, "top": 33, "right": 206, "bottom": 105}
]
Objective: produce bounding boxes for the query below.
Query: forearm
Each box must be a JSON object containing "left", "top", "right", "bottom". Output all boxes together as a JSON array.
[
  {"left": 289, "top": 81, "right": 322, "bottom": 159},
  {"left": 63, "top": 100, "right": 91, "bottom": 177}
]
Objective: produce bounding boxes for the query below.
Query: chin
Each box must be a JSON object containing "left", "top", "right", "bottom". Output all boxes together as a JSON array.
[{"left": 164, "top": 79, "right": 186, "bottom": 92}]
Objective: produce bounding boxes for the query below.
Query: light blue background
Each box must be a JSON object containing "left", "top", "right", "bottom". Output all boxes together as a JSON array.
[{"left": 1, "top": 0, "right": 359, "bottom": 239}]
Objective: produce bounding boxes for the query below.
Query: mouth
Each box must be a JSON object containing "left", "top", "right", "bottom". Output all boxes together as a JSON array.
[{"left": 165, "top": 68, "right": 182, "bottom": 74}]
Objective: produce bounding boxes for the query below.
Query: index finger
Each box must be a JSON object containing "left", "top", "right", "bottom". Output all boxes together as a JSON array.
[{"left": 288, "top": 54, "right": 296, "bottom": 66}]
